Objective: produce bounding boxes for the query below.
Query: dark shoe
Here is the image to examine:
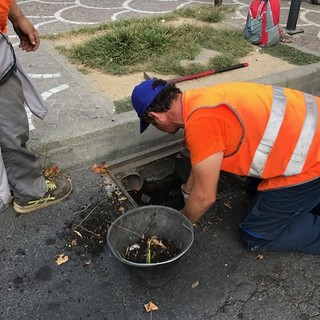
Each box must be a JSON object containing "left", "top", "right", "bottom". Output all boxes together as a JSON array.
[{"left": 13, "top": 177, "right": 72, "bottom": 214}]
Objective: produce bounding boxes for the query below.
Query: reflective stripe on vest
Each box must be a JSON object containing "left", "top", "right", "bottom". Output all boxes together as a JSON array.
[
  {"left": 284, "top": 92, "right": 318, "bottom": 175},
  {"left": 249, "top": 87, "right": 318, "bottom": 177}
]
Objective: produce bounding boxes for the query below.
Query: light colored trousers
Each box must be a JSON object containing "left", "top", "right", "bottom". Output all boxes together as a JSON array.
[
  {"left": 0, "top": 70, "right": 46, "bottom": 211},
  {"left": 0, "top": 148, "right": 10, "bottom": 211}
]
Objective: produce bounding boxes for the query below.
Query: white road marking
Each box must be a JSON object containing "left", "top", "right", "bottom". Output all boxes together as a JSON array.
[
  {"left": 41, "top": 84, "right": 70, "bottom": 101},
  {"left": 27, "top": 84, "right": 70, "bottom": 130},
  {"left": 28, "top": 73, "right": 61, "bottom": 79}
]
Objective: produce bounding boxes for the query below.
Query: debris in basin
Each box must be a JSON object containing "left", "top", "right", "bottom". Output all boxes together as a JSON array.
[{"left": 124, "top": 235, "right": 181, "bottom": 264}]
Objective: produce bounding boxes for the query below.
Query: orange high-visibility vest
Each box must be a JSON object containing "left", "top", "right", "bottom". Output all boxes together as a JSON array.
[
  {"left": 182, "top": 82, "right": 320, "bottom": 190},
  {"left": 0, "top": 0, "right": 13, "bottom": 34}
]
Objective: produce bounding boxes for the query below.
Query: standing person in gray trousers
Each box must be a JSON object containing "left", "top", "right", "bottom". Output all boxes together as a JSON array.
[{"left": 0, "top": 0, "right": 72, "bottom": 213}]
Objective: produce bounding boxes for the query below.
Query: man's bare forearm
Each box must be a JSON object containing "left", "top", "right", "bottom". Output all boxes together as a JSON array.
[
  {"left": 181, "top": 193, "right": 215, "bottom": 223},
  {"left": 8, "top": 0, "right": 40, "bottom": 51},
  {"left": 8, "top": 1, "right": 24, "bottom": 24}
]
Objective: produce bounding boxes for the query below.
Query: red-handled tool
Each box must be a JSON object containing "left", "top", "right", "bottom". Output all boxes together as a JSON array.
[{"left": 143, "top": 62, "right": 249, "bottom": 84}]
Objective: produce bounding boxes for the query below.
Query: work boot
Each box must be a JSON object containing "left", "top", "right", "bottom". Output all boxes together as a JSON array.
[{"left": 13, "top": 177, "right": 72, "bottom": 214}]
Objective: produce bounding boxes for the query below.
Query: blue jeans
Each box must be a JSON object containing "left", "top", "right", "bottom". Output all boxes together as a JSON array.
[{"left": 239, "top": 177, "right": 320, "bottom": 255}]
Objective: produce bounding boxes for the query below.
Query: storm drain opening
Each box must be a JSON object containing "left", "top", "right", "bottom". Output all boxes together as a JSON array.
[{"left": 108, "top": 147, "right": 246, "bottom": 210}]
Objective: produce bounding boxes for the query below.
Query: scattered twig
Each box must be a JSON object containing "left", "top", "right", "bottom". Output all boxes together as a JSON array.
[
  {"left": 73, "top": 199, "right": 107, "bottom": 229},
  {"left": 77, "top": 226, "right": 101, "bottom": 238},
  {"left": 72, "top": 203, "right": 92, "bottom": 215},
  {"left": 110, "top": 223, "right": 141, "bottom": 237},
  {"left": 140, "top": 222, "right": 156, "bottom": 239},
  {"left": 73, "top": 199, "right": 142, "bottom": 237}
]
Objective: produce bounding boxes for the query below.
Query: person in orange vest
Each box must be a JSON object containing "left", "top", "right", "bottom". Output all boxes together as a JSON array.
[
  {"left": 131, "top": 78, "right": 320, "bottom": 254},
  {"left": 0, "top": 0, "right": 72, "bottom": 213}
]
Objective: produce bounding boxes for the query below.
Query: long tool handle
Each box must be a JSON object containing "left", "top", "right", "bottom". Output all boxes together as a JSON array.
[{"left": 167, "top": 62, "right": 249, "bottom": 84}]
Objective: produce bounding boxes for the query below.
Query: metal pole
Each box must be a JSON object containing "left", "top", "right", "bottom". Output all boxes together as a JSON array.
[{"left": 286, "top": 0, "right": 304, "bottom": 35}]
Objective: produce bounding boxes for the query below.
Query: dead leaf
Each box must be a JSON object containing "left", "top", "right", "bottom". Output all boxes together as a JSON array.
[
  {"left": 144, "top": 301, "right": 159, "bottom": 313},
  {"left": 71, "top": 239, "right": 77, "bottom": 246},
  {"left": 44, "top": 165, "right": 60, "bottom": 178},
  {"left": 150, "top": 236, "right": 167, "bottom": 249},
  {"left": 90, "top": 163, "right": 109, "bottom": 174},
  {"left": 56, "top": 254, "right": 69, "bottom": 265},
  {"left": 118, "top": 206, "right": 125, "bottom": 213},
  {"left": 257, "top": 254, "right": 264, "bottom": 260},
  {"left": 74, "top": 230, "right": 83, "bottom": 239},
  {"left": 191, "top": 280, "right": 199, "bottom": 289}
]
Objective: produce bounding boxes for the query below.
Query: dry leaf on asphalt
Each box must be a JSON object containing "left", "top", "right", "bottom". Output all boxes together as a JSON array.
[
  {"left": 90, "top": 163, "right": 109, "bottom": 174},
  {"left": 191, "top": 280, "right": 199, "bottom": 289},
  {"left": 144, "top": 301, "right": 159, "bottom": 312},
  {"left": 257, "top": 254, "right": 264, "bottom": 260},
  {"left": 56, "top": 254, "right": 69, "bottom": 265},
  {"left": 44, "top": 165, "right": 60, "bottom": 178}
]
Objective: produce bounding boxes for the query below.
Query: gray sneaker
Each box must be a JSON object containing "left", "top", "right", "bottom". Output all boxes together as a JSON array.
[{"left": 13, "top": 177, "right": 72, "bottom": 214}]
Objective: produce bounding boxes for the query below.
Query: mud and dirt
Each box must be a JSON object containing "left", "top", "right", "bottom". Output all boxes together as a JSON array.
[
  {"left": 85, "top": 49, "right": 297, "bottom": 102},
  {"left": 124, "top": 236, "right": 181, "bottom": 264},
  {"left": 58, "top": 177, "right": 135, "bottom": 263}
]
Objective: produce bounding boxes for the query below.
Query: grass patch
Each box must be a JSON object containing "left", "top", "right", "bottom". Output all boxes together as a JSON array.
[
  {"left": 56, "top": 16, "right": 251, "bottom": 76},
  {"left": 175, "top": 4, "right": 235, "bottom": 23},
  {"left": 114, "top": 98, "right": 132, "bottom": 114},
  {"left": 263, "top": 44, "right": 320, "bottom": 65},
  {"left": 42, "top": 5, "right": 233, "bottom": 40}
]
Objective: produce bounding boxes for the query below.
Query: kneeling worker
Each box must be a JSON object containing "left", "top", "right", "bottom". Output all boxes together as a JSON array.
[{"left": 131, "top": 79, "right": 320, "bottom": 255}]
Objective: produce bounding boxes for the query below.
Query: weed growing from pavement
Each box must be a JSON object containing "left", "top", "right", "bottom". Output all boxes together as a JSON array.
[
  {"left": 175, "top": 4, "right": 235, "bottom": 23},
  {"left": 51, "top": 5, "right": 251, "bottom": 76},
  {"left": 59, "top": 21, "right": 250, "bottom": 76},
  {"left": 263, "top": 44, "right": 320, "bottom": 65},
  {"left": 113, "top": 98, "right": 132, "bottom": 114}
]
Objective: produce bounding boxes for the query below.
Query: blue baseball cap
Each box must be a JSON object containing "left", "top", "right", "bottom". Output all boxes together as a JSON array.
[{"left": 131, "top": 79, "right": 168, "bottom": 133}]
